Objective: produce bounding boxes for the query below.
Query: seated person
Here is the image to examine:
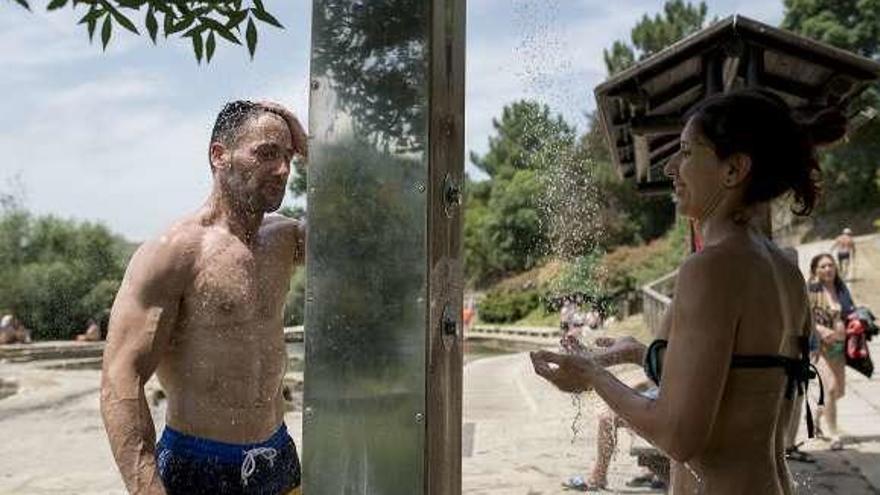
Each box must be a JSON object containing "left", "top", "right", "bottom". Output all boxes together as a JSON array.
[
  {"left": 0, "top": 314, "right": 31, "bottom": 344},
  {"left": 561, "top": 335, "right": 668, "bottom": 492},
  {"left": 76, "top": 319, "right": 102, "bottom": 342}
]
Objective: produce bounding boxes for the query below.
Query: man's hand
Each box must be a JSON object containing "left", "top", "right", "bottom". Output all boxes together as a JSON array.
[{"left": 258, "top": 101, "right": 309, "bottom": 162}]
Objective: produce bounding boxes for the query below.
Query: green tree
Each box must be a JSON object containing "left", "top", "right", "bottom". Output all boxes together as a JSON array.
[
  {"left": 783, "top": 0, "right": 880, "bottom": 211},
  {"left": 603, "top": 0, "right": 709, "bottom": 75},
  {"left": 465, "top": 100, "right": 580, "bottom": 284},
  {"left": 9, "top": 0, "right": 285, "bottom": 62},
  {"left": 0, "top": 205, "right": 129, "bottom": 340}
]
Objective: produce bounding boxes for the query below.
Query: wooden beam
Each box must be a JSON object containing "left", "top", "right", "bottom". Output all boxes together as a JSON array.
[
  {"left": 631, "top": 115, "right": 683, "bottom": 136},
  {"left": 426, "top": 0, "right": 464, "bottom": 492},
  {"left": 760, "top": 73, "right": 821, "bottom": 100},
  {"left": 647, "top": 74, "right": 703, "bottom": 111},
  {"left": 704, "top": 51, "right": 725, "bottom": 95}
]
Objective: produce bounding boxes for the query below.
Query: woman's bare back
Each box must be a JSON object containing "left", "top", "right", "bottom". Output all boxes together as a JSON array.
[{"left": 672, "top": 230, "right": 809, "bottom": 494}]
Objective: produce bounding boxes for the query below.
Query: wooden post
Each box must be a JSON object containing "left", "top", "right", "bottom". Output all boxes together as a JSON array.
[{"left": 426, "top": 0, "right": 465, "bottom": 492}]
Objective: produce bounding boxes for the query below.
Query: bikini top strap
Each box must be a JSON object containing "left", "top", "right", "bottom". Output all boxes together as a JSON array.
[{"left": 643, "top": 339, "right": 668, "bottom": 387}]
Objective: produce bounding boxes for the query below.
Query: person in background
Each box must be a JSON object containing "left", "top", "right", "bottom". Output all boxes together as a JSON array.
[
  {"left": 808, "top": 253, "right": 855, "bottom": 450},
  {"left": 76, "top": 319, "right": 102, "bottom": 342},
  {"left": 0, "top": 314, "right": 31, "bottom": 345},
  {"left": 831, "top": 228, "right": 856, "bottom": 280}
]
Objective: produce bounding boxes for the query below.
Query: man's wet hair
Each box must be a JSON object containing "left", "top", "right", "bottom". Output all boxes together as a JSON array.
[{"left": 210, "top": 100, "right": 283, "bottom": 148}]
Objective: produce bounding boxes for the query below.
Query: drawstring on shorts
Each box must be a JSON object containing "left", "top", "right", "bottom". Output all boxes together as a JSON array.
[{"left": 241, "top": 447, "right": 278, "bottom": 486}]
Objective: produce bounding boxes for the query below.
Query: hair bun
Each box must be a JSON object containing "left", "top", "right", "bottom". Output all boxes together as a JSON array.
[{"left": 802, "top": 108, "right": 847, "bottom": 147}]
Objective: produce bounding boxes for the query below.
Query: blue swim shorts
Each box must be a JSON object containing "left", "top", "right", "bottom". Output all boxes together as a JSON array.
[{"left": 156, "top": 423, "right": 301, "bottom": 495}]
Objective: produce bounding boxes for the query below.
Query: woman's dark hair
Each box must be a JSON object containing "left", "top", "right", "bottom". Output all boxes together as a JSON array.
[{"left": 685, "top": 89, "right": 847, "bottom": 216}]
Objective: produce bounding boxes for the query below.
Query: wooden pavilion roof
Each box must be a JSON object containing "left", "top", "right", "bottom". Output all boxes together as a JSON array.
[{"left": 594, "top": 15, "right": 880, "bottom": 194}]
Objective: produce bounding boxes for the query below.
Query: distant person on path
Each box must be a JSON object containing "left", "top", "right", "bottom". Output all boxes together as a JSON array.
[
  {"left": 76, "top": 319, "right": 102, "bottom": 342},
  {"left": 101, "top": 100, "right": 307, "bottom": 495},
  {"left": 559, "top": 296, "right": 577, "bottom": 335},
  {"left": 808, "top": 253, "right": 856, "bottom": 450},
  {"left": 831, "top": 228, "right": 856, "bottom": 280},
  {"left": 0, "top": 314, "right": 31, "bottom": 344},
  {"left": 532, "top": 89, "right": 845, "bottom": 494}
]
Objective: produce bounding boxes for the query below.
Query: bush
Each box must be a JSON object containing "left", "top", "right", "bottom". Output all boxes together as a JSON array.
[
  {"left": 0, "top": 209, "right": 128, "bottom": 340},
  {"left": 283, "top": 268, "right": 306, "bottom": 326},
  {"left": 478, "top": 288, "right": 541, "bottom": 323},
  {"left": 600, "top": 218, "right": 688, "bottom": 296}
]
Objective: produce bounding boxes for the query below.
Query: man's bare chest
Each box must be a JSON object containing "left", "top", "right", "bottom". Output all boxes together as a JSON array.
[{"left": 183, "top": 241, "right": 292, "bottom": 324}]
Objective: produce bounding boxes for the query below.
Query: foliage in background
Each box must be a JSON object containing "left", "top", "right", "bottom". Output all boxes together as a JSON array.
[
  {"left": 283, "top": 267, "right": 306, "bottom": 326},
  {"left": 9, "top": 0, "right": 285, "bottom": 62},
  {"left": 465, "top": 100, "right": 579, "bottom": 285},
  {"left": 603, "top": 0, "right": 709, "bottom": 75},
  {"left": 783, "top": 0, "right": 880, "bottom": 213},
  {"left": 477, "top": 288, "right": 540, "bottom": 324},
  {"left": 0, "top": 206, "right": 129, "bottom": 340},
  {"left": 599, "top": 218, "right": 688, "bottom": 297}
]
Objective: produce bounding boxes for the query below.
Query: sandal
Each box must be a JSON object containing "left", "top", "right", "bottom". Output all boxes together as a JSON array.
[
  {"left": 625, "top": 473, "right": 655, "bottom": 487},
  {"left": 784, "top": 446, "right": 816, "bottom": 463},
  {"left": 562, "top": 476, "right": 605, "bottom": 492}
]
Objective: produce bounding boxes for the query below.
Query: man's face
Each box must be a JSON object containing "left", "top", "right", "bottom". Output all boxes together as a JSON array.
[{"left": 215, "top": 112, "right": 294, "bottom": 213}]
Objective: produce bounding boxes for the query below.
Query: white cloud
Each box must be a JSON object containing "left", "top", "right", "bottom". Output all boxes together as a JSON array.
[{"left": 1, "top": 71, "right": 212, "bottom": 241}]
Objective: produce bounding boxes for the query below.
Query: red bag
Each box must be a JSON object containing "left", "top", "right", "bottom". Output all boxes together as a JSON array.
[
  {"left": 846, "top": 318, "right": 869, "bottom": 360},
  {"left": 846, "top": 316, "right": 874, "bottom": 377}
]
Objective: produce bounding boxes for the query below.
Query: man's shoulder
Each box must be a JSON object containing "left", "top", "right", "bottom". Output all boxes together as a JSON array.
[
  {"left": 132, "top": 217, "right": 205, "bottom": 275},
  {"left": 260, "top": 214, "right": 305, "bottom": 241},
  {"left": 262, "top": 213, "right": 303, "bottom": 229}
]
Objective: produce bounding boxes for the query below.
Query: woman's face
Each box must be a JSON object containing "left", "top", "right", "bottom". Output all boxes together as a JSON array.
[
  {"left": 814, "top": 256, "right": 838, "bottom": 284},
  {"left": 664, "top": 118, "right": 727, "bottom": 220}
]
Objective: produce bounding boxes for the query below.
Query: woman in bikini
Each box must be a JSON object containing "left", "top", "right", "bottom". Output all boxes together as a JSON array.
[
  {"left": 532, "top": 89, "right": 845, "bottom": 494},
  {"left": 808, "top": 253, "right": 855, "bottom": 449}
]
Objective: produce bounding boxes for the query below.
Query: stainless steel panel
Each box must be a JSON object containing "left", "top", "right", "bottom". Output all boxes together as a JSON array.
[{"left": 304, "top": 1, "right": 429, "bottom": 493}]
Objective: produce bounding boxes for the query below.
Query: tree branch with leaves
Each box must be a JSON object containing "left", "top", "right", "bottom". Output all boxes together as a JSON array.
[{"left": 8, "top": 0, "right": 285, "bottom": 63}]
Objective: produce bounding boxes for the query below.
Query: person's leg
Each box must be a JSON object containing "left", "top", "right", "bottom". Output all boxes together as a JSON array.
[
  {"left": 588, "top": 412, "right": 620, "bottom": 486},
  {"left": 816, "top": 354, "right": 842, "bottom": 437}
]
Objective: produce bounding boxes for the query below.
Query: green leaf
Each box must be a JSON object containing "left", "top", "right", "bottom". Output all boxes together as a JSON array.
[
  {"left": 87, "top": 17, "right": 97, "bottom": 41},
  {"left": 245, "top": 17, "right": 257, "bottom": 58},
  {"left": 251, "top": 7, "right": 283, "bottom": 29},
  {"left": 108, "top": 7, "right": 139, "bottom": 35},
  {"left": 101, "top": 15, "right": 112, "bottom": 50},
  {"left": 77, "top": 8, "right": 102, "bottom": 25},
  {"left": 205, "top": 31, "right": 216, "bottom": 63},
  {"left": 224, "top": 9, "right": 248, "bottom": 29},
  {"left": 191, "top": 30, "right": 203, "bottom": 64},
  {"left": 163, "top": 9, "right": 173, "bottom": 37},
  {"left": 46, "top": 0, "right": 68, "bottom": 11},
  {"left": 167, "top": 15, "right": 195, "bottom": 35},
  {"left": 145, "top": 7, "right": 157, "bottom": 43},
  {"left": 199, "top": 16, "right": 241, "bottom": 44},
  {"left": 13, "top": 0, "right": 30, "bottom": 11},
  {"left": 252, "top": 0, "right": 266, "bottom": 13}
]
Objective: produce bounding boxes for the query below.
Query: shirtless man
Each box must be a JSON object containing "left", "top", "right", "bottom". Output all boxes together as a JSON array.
[
  {"left": 100, "top": 100, "right": 307, "bottom": 495},
  {"left": 831, "top": 227, "right": 856, "bottom": 280}
]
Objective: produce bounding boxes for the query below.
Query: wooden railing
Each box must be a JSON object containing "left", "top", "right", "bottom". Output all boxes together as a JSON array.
[{"left": 641, "top": 270, "right": 677, "bottom": 336}]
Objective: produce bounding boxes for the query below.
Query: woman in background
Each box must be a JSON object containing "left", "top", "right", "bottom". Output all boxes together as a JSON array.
[{"left": 808, "top": 253, "right": 855, "bottom": 449}]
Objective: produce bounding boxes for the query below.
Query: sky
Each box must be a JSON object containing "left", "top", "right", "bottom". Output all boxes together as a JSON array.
[{"left": 0, "top": 0, "right": 783, "bottom": 241}]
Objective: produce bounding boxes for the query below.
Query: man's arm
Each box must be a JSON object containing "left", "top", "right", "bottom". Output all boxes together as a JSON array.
[{"left": 100, "top": 234, "right": 192, "bottom": 495}]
